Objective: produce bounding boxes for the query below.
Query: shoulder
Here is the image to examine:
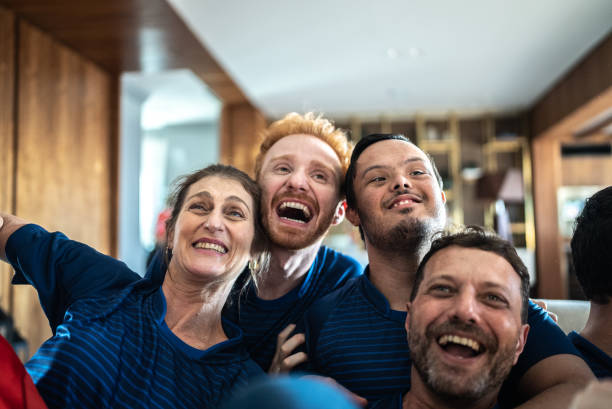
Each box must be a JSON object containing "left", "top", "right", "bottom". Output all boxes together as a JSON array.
[
  {"left": 306, "top": 275, "right": 362, "bottom": 324},
  {"left": 316, "top": 246, "right": 363, "bottom": 285},
  {"left": 304, "top": 275, "right": 363, "bottom": 347},
  {"left": 521, "top": 301, "right": 580, "bottom": 358},
  {"left": 367, "top": 393, "right": 403, "bottom": 409}
]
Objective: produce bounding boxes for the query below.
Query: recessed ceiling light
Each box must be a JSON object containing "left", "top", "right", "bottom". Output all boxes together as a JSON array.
[{"left": 386, "top": 48, "right": 399, "bottom": 59}]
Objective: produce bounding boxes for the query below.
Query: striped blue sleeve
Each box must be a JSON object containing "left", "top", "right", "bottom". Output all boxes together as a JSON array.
[{"left": 6, "top": 224, "right": 140, "bottom": 331}]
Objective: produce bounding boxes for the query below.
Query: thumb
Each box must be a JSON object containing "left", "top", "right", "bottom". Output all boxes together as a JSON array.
[{"left": 0, "top": 215, "right": 4, "bottom": 230}]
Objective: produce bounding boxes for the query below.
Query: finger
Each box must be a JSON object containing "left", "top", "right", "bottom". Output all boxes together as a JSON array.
[
  {"left": 547, "top": 311, "right": 559, "bottom": 323},
  {"left": 276, "top": 323, "right": 296, "bottom": 346},
  {"left": 0, "top": 216, "right": 3, "bottom": 230},
  {"left": 281, "top": 352, "right": 308, "bottom": 371},
  {"left": 532, "top": 299, "right": 547, "bottom": 311},
  {"left": 280, "top": 333, "right": 306, "bottom": 356}
]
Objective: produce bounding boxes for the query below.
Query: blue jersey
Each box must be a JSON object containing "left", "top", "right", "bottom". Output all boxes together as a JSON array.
[
  {"left": 568, "top": 331, "right": 612, "bottom": 378},
  {"left": 305, "top": 269, "right": 582, "bottom": 406},
  {"left": 223, "top": 246, "right": 363, "bottom": 370},
  {"left": 7, "top": 224, "right": 263, "bottom": 409}
]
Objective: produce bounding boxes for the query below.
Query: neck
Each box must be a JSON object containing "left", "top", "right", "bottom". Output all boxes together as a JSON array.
[
  {"left": 580, "top": 300, "right": 612, "bottom": 356},
  {"left": 404, "top": 369, "right": 499, "bottom": 409},
  {"left": 161, "top": 269, "right": 233, "bottom": 350},
  {"left": 255, "top": 239, "right": 323, "bottom": 300},
  {"left": 366, "top": 240, "right": 425, "bottom": 311}
]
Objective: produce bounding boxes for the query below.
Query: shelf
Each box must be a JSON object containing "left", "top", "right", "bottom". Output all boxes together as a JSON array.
[
  {"left": 419, "top": 139, "right": 455, "bottom": 153},
  {"left": 483, "top": 138, "right": 525, "bottom": 154}
]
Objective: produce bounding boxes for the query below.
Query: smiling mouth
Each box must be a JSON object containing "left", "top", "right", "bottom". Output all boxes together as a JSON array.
[
  {"left": 438, "top": 334, "right": 484, "bottom": 358},
  {"left": 277, "top": 201, "right": 313, "bottom": 224},
  {"left": 193, "top": 241, "right": 228, "bottom": 254},
  {"left": 390, "top": 199, "right": 416, "bottom": 209}
]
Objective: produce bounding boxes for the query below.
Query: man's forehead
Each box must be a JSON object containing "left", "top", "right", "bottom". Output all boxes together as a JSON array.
[
  {"left": 263, "top": 134, "right": 342, "bottom": 169},
  {"left": 356, "top": 140, "right": 428, "bottom": 171},
  {"left": 424, "top": 246, "right": 519, "bottom": 287}
]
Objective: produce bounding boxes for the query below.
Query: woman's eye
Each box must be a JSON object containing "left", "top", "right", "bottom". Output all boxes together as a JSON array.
[
  {"left": 411, "top": 170, "right": 426, "bottom": 176},
  {"left": 227, "top": 209, "right": 246, "bottom": 219},
  {"left": 276, "top": 166, "right": 291, "bottom": 174},
  {"left": 189, "top": 203, "right": 207, "bottom": 212},
  {"left": 313, "top": 173, "right": 327, "bottom": 181}
]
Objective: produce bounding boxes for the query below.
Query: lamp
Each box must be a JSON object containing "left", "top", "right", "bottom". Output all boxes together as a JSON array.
[{"left": 476, "top": 168, "right": 524, "bottom": 202}]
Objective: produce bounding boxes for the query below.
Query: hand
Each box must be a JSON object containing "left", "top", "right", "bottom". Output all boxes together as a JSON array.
[
  {"left": 302, "top": 375, "right": 368, "bottom": 407},
  {"left": 531, "top": 298, "right": 559, "bottom": 323},
  {"left": 268, "top": 323, "right": 308, "bottom": 374},
  {"left": 569, "top": 380, "right": 612, "bottom": 409}
]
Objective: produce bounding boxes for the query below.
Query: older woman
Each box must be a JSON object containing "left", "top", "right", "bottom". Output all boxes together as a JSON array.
[{"left": 0, "top": 164, "right": 268, "bottom": 409}]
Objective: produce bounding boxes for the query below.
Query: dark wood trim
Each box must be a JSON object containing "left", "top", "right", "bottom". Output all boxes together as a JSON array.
[
  {"left": 530, "top": 30, "right": 612, "bottom": 136},
  {"left": 0, "top": 0, "right": 248, "bottom": 104}
]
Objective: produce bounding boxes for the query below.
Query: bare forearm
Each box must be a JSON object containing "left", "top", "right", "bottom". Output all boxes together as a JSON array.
[
  {"left": 515, "top": 355, "right": 594, "bottom": 409},
  {"left": 0, "top": 213, "right": 29, "bottom": 262},
  {"left": 515, "top": 381, "right": 592, "bottom": 409}
]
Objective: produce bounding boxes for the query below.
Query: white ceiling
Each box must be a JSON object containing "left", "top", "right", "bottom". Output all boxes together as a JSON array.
[{"left": 167, "top": 0, "right": 612, "bottom": 119}]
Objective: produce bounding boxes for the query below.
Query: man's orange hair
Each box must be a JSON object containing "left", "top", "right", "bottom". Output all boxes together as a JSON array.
[{"left": 254, "top": 112, "right": 353, "bottom": 180}]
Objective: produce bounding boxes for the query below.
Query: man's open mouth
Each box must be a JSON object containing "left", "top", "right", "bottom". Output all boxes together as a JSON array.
[
  {"left": 276, "top": 201, "right": 313, "bottom": 224},
  {"left": 437, "top": 334, "right": 484, "bottom": 358}
]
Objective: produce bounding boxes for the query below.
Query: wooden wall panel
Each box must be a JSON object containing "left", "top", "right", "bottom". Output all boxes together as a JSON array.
[
  {"left": 531, "top": 32, "right": 612, "bottom": 136},
  {"left": 12, "top": 20, "right": 114, "bottom": 356},
  {"left": 0, "top": 7, "right": 15, "bottom": 313},
  {"left": 561, "top": 155, "right": 612, "bottom": 186},
  {"left": 220, "top": 102, "right": 266, "bottom": 176},
  {"left": 532, "top": 86, "right": 612, "bottom": 298},
  {"left": 0, "top": 0, "right": 247, "bottom": 104}
]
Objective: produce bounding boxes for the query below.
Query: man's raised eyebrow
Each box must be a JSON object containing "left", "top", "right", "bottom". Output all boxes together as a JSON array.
[
  {"left": 311, "top": 159, "right": 339, "bottom": 173},
  {"left": 268, "top": 154, "right": 295, "bottom": 163},
  {"left": 360, "top": 164, "right": 387, "bottom": 178},
  {"left": 402, "top": 157, "right": 426, "bottom": 166},
  {"left": 360, "top": 157, "right": 427, "bottom": 178},
  {"left": 426, "top": 274, "right": 457, "bottom": 284}
]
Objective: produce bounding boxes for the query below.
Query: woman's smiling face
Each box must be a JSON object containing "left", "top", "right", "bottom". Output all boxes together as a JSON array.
[{"left": 168, "top": 175, "right": 255, "bottom": 284}]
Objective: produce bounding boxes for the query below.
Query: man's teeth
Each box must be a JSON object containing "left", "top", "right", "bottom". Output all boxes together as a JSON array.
[
  {"left": 280, "top": 217, "right": 306, "bottom": 224},
  {"left": 279, "top": 201, "right": 311, "bottom": 218},
  {"left": 438, "top": 334, "right": 481, "bottom": 353},
  {"left": 194, "top": 242, "right": 227, "bottom": 253},
  {"left": 392, "top": 200, "right": 413, "bottom": 208}
]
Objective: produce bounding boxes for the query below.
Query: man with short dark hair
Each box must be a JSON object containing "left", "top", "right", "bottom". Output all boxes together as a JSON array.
[
  {"left": 304, "top": 133, "right": 593, "bottom": 408},
  {"left": 568, "top": 185, "right": 612, "bottom": 378},
  {"left": 370, "top": 227, "right": 530, "bottom": 409}
]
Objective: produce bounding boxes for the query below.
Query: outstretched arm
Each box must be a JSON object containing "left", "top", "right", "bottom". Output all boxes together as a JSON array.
[
  {"left": 515, "top": 354, "right": 594, "bottom": 409},
  {"left": 0, "top": 213, "right": 29, "bottom": 262},
  {"left": 1, "top": 212, "right": 140, "bottom": 331}
]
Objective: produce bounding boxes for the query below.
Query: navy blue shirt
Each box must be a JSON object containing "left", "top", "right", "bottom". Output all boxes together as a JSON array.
[
  {"left": 223, "top": 246, "right": 363, "bottom": 370},
  {"left": 569, "top": 331, "right": 612, "bottom": 378},
  {"left": 305, "top": 269, "right": 582, "bottom": 406},
  {"left": 7, "top": 224, "right": 263, "bottom": 409}
]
